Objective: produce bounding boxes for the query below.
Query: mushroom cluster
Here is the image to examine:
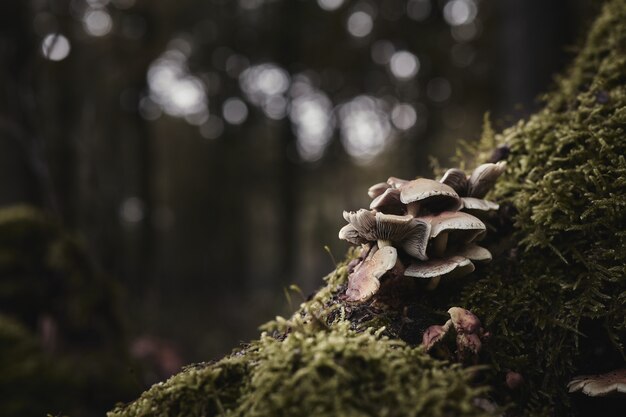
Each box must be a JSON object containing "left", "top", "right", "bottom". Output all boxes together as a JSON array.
[
  {"left": 339, "top": 162, "right": 506, "bottom": 302},
  {"left": 422, "top": 307, "right": 489, "bottom": 363}
]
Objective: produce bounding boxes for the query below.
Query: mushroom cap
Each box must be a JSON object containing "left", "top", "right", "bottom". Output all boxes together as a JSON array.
[
  {"left": 423, "top": 211, "right": 486, "bottom": 244},
  {"left": 404, "top": 256, "right": 475, "bottom": 279},
  {"left": 422, "top": 325, "right": 447, "bottom": 351},
  {"left": 506, "top": 371, "right": 524, "bottom": 390},
  {"left": 568, "top": 369, "right": 626, "bottom": 397},
  {"left": 343, "top": 209, "right": 377, "bottom": 241},
  {"left": 338, "top": 224, "right": 368, "bottom": 245},
  {"left": 440, "top": 168, "right": 468, "bottom": 196},
  {"left": 467, "top": 161, "right": 507, "bottom": 199},
  {"left": 343, "top": 211, "right": 431, "bottom": 258},
  {"left": 374, "top": 213, "right": 415, "bottom": 240},
  {"left": 399, "top": 217, "right": 431, "bottom": 261},
  {"left": 461, "top": 197, "right": 499, "bottom": 212},
  {"left": 345, "top": 246, "right": 397, "bottom": 302},
  {"left": 400, "top": 178, "right": 462, "bottom": 212},
  {"left": 457, "top": 332, "right": 482, "bottom": 356},
  {"left": 369, "top": 188, "right": 403, "bottom": 213},
  {"left": 387, "top": 176, "right": 409, "bottom": 189},
  {"left": 368, "top": 182, "right": 391, "bottom": 199},
  {"left": 456, "top": 244, "right": 492, "bottom": 263},
  {"left": 448, "top": 307, "right": 482, "bottom": 334}
]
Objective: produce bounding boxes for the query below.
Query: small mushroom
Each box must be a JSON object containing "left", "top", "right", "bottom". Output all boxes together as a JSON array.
[
  {"left": 506, "top": 371, "right": 524, "bottom": 390},
  {"left": 369, "top": 188, "right": 403, "bottom": 214},
  {"left": 461, "top": 197, "right": 499, "bottom": 212},
  {"left": 448, "top": 307, "right": 482, "bottom": 334},
  {"left": 345, "top": 246, "right": 398, "bottom": 302},
  {"left": 467, "top": 161, "right": 507, "bottom": 199},
  {"left": 368, "top": 182, "right": 391, "bottom": 199},
  {"left": 422, "top": 325, "right": 447, "bottom": 351},
  {"left": 400, "top": 178, "right": 462, "bottom": 217},
  {"left": 423, "top": 211, "right": 486, "bottom": 257},
  {"left": 343, "top": 209, "right": 377, "bottom": 241},
  {"left": 440, "top": 168, "right": 468, "bottom": 196},
  {"left": 405, "top": 256, "right": 474, "bottom": 289},
  {"left": 456, "top": 244, "right": 492, "bottom": 264},
  {"left": 387, "top": 176, "right": 409, "bottom": 189},
  {"left": 338, "top": 224, "right": 369, "bottom": 245},
  {"left": 568, "top": 369, "right": 626, "bottom": 397}
]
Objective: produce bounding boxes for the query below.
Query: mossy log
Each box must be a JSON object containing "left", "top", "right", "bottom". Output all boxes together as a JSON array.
[{"left": 109, "top": 1, "right": 626, "bottom": 416}]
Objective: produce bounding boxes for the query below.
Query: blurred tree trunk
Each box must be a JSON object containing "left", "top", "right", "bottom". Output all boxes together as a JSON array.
[{"left": 0, "top": 2, "right": 54, "bottom": 209}]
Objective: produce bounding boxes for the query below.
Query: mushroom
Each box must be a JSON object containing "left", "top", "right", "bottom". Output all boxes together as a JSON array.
[
  {"left": 440, "top": 168, "right": 468, "bottom": 196},
  {"left": 387, "top": 176, "right": 409, "bottom": 189},
  {"left": 338, "top": 224, "right": 368, "bottom": 245},
  {"left": 399, "top": 178, "right": 462, "bottom": 217},
  {"left": 345, "top": 245, "right": 398, "bottom": 302},
  {"left": 461, "top": 197, "right": 499, "bottom": 213},
  {"left": 422, "top": 325, "right": 447, "bottom": 352},
  {"left": 343, "top": 210, "right": 431, "bottom": 260},
  {"left": 448, "top": 307, "right": 482, "bottom": 334},
  {"left": 421, "top": 307, "right": 487, "bottom": 362},
  {"left": 404, "top": 256, "right": 474, "bottom": 289},
  {"left": 369, "top": 188, "right": 403, "bottom": 214},
  {"left": 456, "top": 244, "right": 492, "bottom": 264},
  {"left": 506, "top": 371, "right": 524, "bottom": 390},
  {"left": 467, "top": 161, "right": 507, "bottom": 199},
  {"left": 368, "top": 182, "right": 391, "bottom": 199},
  {"left": 568, "top": 369, "right": 626, "bottom": 397},
  {"left": 422, "top": 211, "right": 486, "bottom": 257}
]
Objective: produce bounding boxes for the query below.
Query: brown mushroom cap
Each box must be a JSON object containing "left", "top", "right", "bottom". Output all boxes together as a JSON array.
[
  {"left": 400, "top": 178, "right": 462, "bottom": 212},
  {"left": 369, "top": 188, "right": 403, "bottom": 213},
  {"left": 440, "top": 168, "right": 468, "bottom": 196},
  {"left": 345, "top": 246, "right": 397, "bottom": 302},
  {"left": 404, "top": 256, "right": 474, "bottom": 279},
  {"left": 422, "top": 325, "right": 447, "bottom": 351},
  {"left": 461, "top": 197, "right": 499, "bottom": 212},
  {"left": 424, "top": 211, "right": 486, "bottom": 244},
  {"left": 568, "top": 369, "right": 626, "bottom": 397},
  {"left": 448, "top": 307, "right": 482, "bottom": 334},
  {"left": 343, "top": 211, "right": 431, "bottom": 259},
  {"left": 338, "top": 224, "right": 368, "bottom": 245},
  {"left": 343, "top": 209, "right": 377, "bottom": 241},
  {"left": 467, "top": 161, "right": 507, "bottom": 199},
  {"left": 456, "top": 244, "right": 492, "bottom": 263},
  {"left": 368, "top": 182, "right": 391, "bottom": 199},
  {"left": 387, "top": 176, "right": 409, "bottom": 189}
]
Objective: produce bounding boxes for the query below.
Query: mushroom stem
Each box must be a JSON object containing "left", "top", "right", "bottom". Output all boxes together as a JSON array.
[
  {"left": 377, "top": 239, "right": 392, "bottom": 248},
  {"left": 426, "top": 276, "right": 441, "bottom": 290},
  {"left": 406, "top": 201, "right": 420, "bottom": 217},
  {"left": 432, "top": 232, "right": 449, "bottom": 257}
]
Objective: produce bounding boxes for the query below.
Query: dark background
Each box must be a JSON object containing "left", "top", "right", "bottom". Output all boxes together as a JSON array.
[{"left": 0, "top": 0, "right": 595, "bottom": 390}]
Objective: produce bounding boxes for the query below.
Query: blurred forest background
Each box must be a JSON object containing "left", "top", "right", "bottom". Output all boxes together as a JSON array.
[{"left": 0, "top": 0, "right": 599, "bottom": 415}]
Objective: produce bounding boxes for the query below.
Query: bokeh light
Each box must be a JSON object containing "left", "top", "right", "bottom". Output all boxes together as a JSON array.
[
  {"left": 391, "top": 103, "right": 417, "bottom": 130},
  {"left": 83, "top": 8, "right": 113, "bottom": 37},
  {"left": 222, "top": 98, "right": 248, "bottom": 125},
  {"left": 289, "top": 77, "right": 334, "bottom": 161},
  {"left": 443, "top": 0, "right": 478, "bottom": 27},
  {"left": 347, "top": 11, "right": 373, "bottom": 38},
  {"left": 41, "top": 33, "right": 71, "bottom": 61},
  {"left": 389, "top": 50, "right": 420, "bottom": 80},
  {"left": 339, "top": 95, "right": 391, "bottom": 163},
  {"left": 317, "top": 0, "right": 344, "bottom": 11},
  {"left": 147, "top": 48, "right": 208, "bottom": 120},
  {"left": 240, "top": 63, "right": 290, "bottom": 120}
]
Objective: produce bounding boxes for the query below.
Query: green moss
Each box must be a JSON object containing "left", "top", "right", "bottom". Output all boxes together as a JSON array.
[
  {"left": 110, "top": 1, "right": 626, "bottom": 416},
  {"left": 110, "top": 313, "right": 489, "bottom": 417}
]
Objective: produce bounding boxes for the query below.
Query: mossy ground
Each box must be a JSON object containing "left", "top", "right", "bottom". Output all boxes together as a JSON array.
[{"left": 110, "top": 1, "right": 626, "bottom": 416}]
